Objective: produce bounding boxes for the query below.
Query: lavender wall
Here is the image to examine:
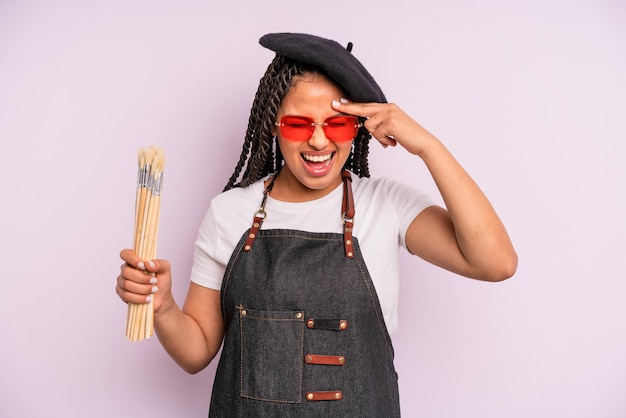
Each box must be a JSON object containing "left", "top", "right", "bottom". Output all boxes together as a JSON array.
[{"left": 1, "top": 0, "right": 625, "bottom": 416}]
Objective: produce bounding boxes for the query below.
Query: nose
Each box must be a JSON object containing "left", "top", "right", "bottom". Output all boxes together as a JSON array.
[{"left": 308, "top": 124, "right": 330, "bottom": 150}]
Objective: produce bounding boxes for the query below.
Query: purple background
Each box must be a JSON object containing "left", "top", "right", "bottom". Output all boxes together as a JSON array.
[{"left": 1, "top": 0, "right": 625, "bottom": 416}]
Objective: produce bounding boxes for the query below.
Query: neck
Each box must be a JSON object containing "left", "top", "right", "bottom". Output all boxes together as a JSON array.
[{"left": 266, "top": 168, "right": 343, "bottom": 202}]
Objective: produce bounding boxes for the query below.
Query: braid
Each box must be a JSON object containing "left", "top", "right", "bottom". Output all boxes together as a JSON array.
[
  {"left": 224, "top": 55, "right": 300, "bottom": 191},
  {"left": 223, "top": 84, "right": 262, "bottom": 191},
  {"left": 349, "top": 125, "right": 371, "bottom": 177},
  {"left": 223, "top": 56, "right": 372, "bottom": 191}
]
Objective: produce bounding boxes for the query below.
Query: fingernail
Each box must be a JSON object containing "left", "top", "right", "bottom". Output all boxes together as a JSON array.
[
  {"left": 340, "top": 98, "right": 349, "bottom": 104},
  {"left": 149, "top": 277, "right": 157, "bottom": 284},
  {"left": 145, "top": 295, "right": 153, "bottom": 303},
  {"left": 138, "top": 262, "right": 145, "bottom": 270},
  {"left": 151, "top": 286, "right": 159, "bottom": 294},
  {"left": 148, "top": 260, "right": 155, "bottom": 269},
  {"left": 332, "top": 100, "right": 341, "bottom": 107}
]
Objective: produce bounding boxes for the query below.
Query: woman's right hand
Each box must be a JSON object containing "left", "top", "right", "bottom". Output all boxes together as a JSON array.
[{"left": 116, "top": 249, "right": 173, "bottom": 314}]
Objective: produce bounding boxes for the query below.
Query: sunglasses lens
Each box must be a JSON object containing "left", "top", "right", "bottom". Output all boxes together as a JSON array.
[
  {"left": 278, "top": 115, "right": 360, "bottom": 142},
  {"left": 323, "top": 116, "right": 359, "bottom": 142},
  {"left": 279, "top": 116, "right": 314, "bottom": 141}
]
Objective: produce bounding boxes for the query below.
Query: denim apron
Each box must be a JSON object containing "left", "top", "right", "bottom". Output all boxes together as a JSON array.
[{"left": 209, "top": 172, "right": 401, "bottom": 417}]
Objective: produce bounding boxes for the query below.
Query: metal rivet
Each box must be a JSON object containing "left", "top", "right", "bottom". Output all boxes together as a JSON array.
[
  {"left": 307, "top": 393, "right": 314, "bottom": 401},
  {"left": 296, "top": 312, "right": 302, "bottom": 319},
  {"left": 253, "top": 222, "right": 260, "bottom": 228},
  {"left": 241, "top": 310, "right": 247, "bottom": 316},
  {"left": 249, "top": 233, "right": 255, "bottom": 239},
  {"left": 346, "top": 239, "right": 352, "bottom": 245},
  {"left": 348, "top": 252, "right": 353, "bottom": 257},
  {"left": 335, "top": 392, "right": 341, "bottom": 399},
  {"left": 338, "top": 357, "right": 345, "bottom": 364},
  {"left": 306, "top": 319, "right": 314, "bottom": 328},
  {"left": 306, "top": 356, "right": 312, "bottom": 363},
  {"left": 244, "top": 245, "right": 251, "bottom": 251}
]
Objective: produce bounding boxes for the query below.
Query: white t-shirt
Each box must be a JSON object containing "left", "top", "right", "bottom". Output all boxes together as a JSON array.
[{"left": 191, "top": 174, "right": 436, "bottom": 334}]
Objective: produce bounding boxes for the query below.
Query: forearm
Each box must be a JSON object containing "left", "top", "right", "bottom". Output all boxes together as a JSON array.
[
  {"left": 330, "top": 99, "right": 517, "bottom": 280},
  {"left": 419, "top": 136, "right": 517, "bottom": 280},
  {"left": 153, "top": 297, "right": 218, "bottom": 374}
]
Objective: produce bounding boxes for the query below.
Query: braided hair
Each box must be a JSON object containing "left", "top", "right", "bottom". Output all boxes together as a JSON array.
[{"left": 223, "top": 55, "right": 372, "bottom": 191}]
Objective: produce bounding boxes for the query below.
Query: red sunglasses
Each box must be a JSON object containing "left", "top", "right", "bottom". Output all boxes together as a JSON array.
[{"left": 275, "top": 115, "right": 362, "bottom": 142}]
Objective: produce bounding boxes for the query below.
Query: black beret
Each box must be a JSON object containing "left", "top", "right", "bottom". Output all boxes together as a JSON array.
[{"left": 259, "top": 33, "right": 387, "bottom": 104}]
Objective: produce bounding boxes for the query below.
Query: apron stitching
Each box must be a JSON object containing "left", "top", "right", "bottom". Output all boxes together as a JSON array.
[
  {"left": 354, "top": 251, "right": 396, "bottom": 359},
  {"left": 258, "top": 234, "right": 343, "bottom": 242},
  {"left": 237, "top": 306, "right": 305, "bottom": 404},
  {"left": 212, "top": 173, "right": 400, "bottom": 415},
  {"left": 222, "top": 242, "right": 246, "bottom": 316}
]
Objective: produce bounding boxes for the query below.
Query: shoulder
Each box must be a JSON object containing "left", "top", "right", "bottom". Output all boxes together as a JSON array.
[
  {"left": 199, "top": 179, "right": 266, "bottom": 239},
  {"left": 352, "top": 174, "right": 438, "bottom": 238},
  {"left": 352, "top": 174, "right": 432, "bottom": 204},
  {"left": 352, "top": 174, "right": 413, "bottom": 192},
  {"left": 211, "top": 179, "right": 266, "bottom": 209}
]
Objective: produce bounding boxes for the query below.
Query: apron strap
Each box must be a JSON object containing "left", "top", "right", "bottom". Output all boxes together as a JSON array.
[
  {"left": 342, "top": 170, "right": 355, "bottom": 259},
  {"left": 243, "top": 170, "right": 356, "bottom": 259},
  {"left": 243, "top": 175, "right": 275, "bottom": 252}
]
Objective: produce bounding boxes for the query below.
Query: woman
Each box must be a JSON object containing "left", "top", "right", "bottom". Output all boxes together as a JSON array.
[{"left": 116, "top": 33, "right": 517, "bottom": 417}]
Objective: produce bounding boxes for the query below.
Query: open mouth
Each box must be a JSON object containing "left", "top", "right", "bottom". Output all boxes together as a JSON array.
[{"left": 301, "top": 152, "right": 335, "bottom": 174}]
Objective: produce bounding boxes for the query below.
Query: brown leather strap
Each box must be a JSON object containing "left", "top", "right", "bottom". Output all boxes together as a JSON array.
[
  {"left": 342, "top": 170, "right": 355, "bottom": 259},
  {"left": 242, "top": 175, "right": 276, "bottom": 252},
  {"left": 341, "top": 170, "right": 355, "bottom": 219},
  {"left": 245, "top": 171, "right": 356, "bottom": 258},
  {"left": 304, "top": 354, "right": 346, "bottom": 366},
  {"left": 306, "top": 391, "right": 343, "bottom": 401},
  {"left": 242, "top": 215, "right": 263, "bottom": 252},
  {"left": 306, "top": 318, "right": 348, "bottom": 331}
]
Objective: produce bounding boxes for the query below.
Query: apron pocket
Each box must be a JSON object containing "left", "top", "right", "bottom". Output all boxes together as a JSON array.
[{"left": 238, "top": 306, "right": 304, "bottom": 403}]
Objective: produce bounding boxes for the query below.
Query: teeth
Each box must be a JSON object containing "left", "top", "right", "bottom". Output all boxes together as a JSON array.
[{"left": 302, "top": 153, "right": 332, "bottom": 162}]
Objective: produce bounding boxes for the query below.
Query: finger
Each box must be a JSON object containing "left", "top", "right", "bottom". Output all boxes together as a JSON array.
[
  {"left": 363, "top": 114, "right": 384, "bottom": 133},
  {"left": 143, "top": 259, "right": 171, "bottom": 276},
  {"left": 117, "top": 273, "right": 158, "bottom": 295},
  {"left": 116, "top": 281, "right": 155, "bottom": 305},
  {"left": 117, "top": 265, "right": 160, "bottom": 306},
  {"left": 120, "top": 263, "right": 158, "bottom": 285},
  {"left": 331, "top": 99, "right": 384, "bottom": 118},
  {"left": 363, "top": 117, "right": 398, "bottom": 147},
  {"left": 119, "top": 249, "right": 145, "bottom": 270},
  {"left": 372, "top": 132, "right": 398, "bottom": 148}
]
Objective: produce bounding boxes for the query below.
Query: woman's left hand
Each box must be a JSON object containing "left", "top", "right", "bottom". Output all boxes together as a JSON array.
[
  {"left": 331, "top": 99, "right": 435, "bottom": 156},
  {"left": 333, "top": 98, "right": 518, "bottom": 282}
]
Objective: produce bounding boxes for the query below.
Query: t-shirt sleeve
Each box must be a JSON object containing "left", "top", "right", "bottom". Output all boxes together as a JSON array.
[
  {"left": 190, "top": 204, "right": 226, "bottom": 290},
  {"left": 382, "top": 177, "right": 438, "bottom": 249}
]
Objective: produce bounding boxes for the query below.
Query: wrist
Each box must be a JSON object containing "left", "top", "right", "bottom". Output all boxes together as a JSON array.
[
  {"left": 416, "top": 134, "right": 445, "bottom": 161},
  {"left": 154, "top": 293, "right": 177, "bottom": 317}
]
